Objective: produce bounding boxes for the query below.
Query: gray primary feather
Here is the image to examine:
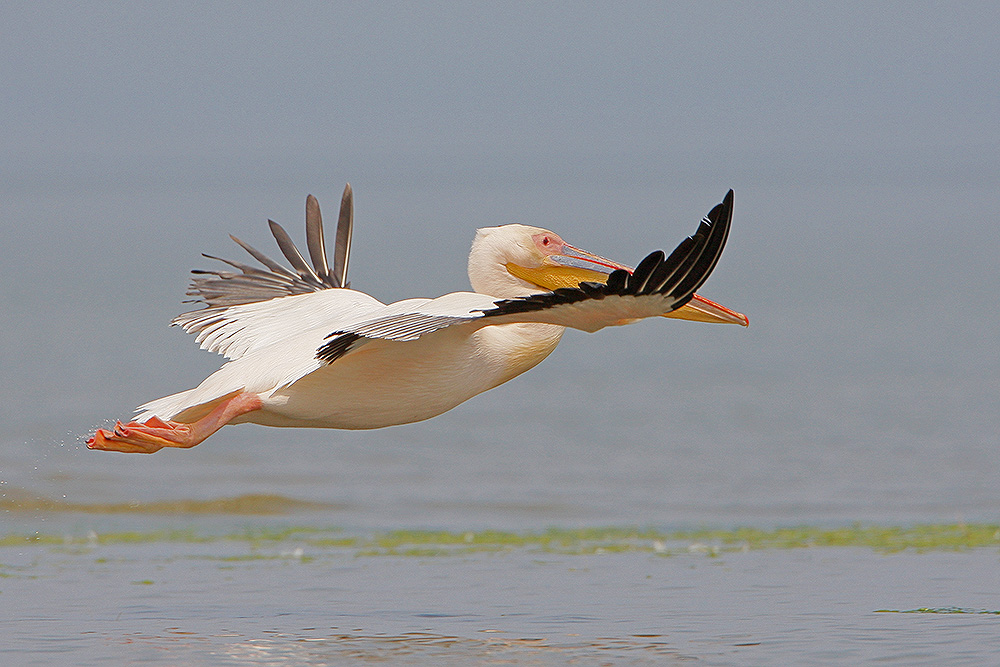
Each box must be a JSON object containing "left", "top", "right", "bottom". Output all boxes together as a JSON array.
[
  {"left": 333, "top": 183, "right": 353, "bottom": 288},
  {"left": 267, "top": 219, "right": 325, "bottom": 288},
  {"left": 305, "top": 194, "right": 330, "bottom": 283},
  {"left": 181, "top": 185, "right": 354, "bottom": 313}
]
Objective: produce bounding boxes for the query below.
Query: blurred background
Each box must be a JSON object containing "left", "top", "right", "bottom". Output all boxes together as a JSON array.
[{"left": 2, "top": 2, "right": 998, "bottom": 529}]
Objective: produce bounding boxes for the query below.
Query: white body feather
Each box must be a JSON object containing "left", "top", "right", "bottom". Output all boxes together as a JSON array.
[{"left": 136, "top": 288, "right": 565, "bottom": 428}]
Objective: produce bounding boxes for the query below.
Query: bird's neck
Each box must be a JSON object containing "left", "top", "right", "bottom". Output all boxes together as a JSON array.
[
  {"left": 475, "top": 322, "right": 565, "bottom": 388},
  {"left": 468, "top": 241, "right": 547, "bottom": 299}
]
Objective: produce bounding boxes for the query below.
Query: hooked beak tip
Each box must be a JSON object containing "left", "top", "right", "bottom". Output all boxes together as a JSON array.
[{"left": 666, "top": 294, "right": 749, "bottom": 326}]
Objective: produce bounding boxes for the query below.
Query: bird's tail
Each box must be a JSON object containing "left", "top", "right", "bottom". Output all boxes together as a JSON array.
[
  {"left": 135, "top": 387, "right": 241, "bottom": 425},
  {"left": 133, "top": 388, "right": 201, "bottom": 423}
]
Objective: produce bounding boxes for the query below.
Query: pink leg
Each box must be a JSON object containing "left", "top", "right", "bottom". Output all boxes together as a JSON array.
[{"left": 88, "top": 391, "right": 263, "bottom": 454}]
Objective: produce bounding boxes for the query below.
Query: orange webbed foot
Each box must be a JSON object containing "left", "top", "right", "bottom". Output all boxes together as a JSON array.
[
  {"left": 87, "top": 418, "right": 195, "bottom": 453},
  {"left": 87, "top": 391, "right": 263, "bottom": 454}
]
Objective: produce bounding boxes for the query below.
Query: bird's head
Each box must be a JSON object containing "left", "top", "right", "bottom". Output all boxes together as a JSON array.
[{"left": 469, "top": 223, "right": 747, "bottom": 326}]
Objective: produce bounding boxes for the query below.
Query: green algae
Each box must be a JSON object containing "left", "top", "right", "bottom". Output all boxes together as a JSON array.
[
  {"left": 368, "top": 527, "right": 667, "bottom": 555},
  {"left": 672, "top": 523, "right": 1000, "bottom": 553},
  {"left": 350, "top": 524, "right": 1000, "bottom": 555},
  {"left": 1, "top": 524, "right": 998, "bottom": 557},
  {"left": 876, "top": 607, "right": 1000, "bottom": 615}
]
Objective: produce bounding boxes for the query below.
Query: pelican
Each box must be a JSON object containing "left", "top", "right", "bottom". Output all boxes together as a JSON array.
[{"left": 89, "top": 184, "right": 748, "bottom": 454}]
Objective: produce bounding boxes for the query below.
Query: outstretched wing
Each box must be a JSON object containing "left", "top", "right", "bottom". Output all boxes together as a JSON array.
[
  {"left": 184, "top": 183, "right": 355, "bottom": 310},
  {"left": 173, "top": 184, "right": 358, "bottom": 359},
  {"left": 318, "top": 190, "right": 734, "bottom": 364}
]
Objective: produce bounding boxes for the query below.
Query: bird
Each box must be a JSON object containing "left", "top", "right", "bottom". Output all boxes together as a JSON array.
[{"left": 88, "top": 184, "right": 748, "bottom": 454}]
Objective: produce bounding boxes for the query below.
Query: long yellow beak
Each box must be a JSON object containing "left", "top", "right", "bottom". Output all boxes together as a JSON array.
[{"left": 505, "top": 262, "right": 614, "bottom": 290}]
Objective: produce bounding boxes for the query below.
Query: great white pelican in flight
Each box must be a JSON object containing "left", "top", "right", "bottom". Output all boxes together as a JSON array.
[{"left": 89, "top": 185, "right": 747, "bottom": 453}]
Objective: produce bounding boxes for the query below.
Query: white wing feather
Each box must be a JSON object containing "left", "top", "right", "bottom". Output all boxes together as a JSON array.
[{"left": 173, "top": 289, "right": 384, "bottom": 360}]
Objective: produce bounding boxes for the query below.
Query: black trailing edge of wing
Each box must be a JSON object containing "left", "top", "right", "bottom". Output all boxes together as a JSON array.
[
  {"left": 480, "top": 189, "right": 734, "bottom": 319},
  {"left": 183, "top": 184, "right": 355, "bottom": 310},
  {"left": 316, "top": 332, "right": 362, "bottom": 364}
]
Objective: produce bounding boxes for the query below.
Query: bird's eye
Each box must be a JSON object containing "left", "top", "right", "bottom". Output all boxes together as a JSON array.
[{"left": 542, "top": 237, "right": 551, "bottom": 246}]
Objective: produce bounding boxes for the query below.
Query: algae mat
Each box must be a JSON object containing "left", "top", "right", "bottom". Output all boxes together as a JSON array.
[{"left": 4, "top": 522, "right": 1000, "bottom": 556}]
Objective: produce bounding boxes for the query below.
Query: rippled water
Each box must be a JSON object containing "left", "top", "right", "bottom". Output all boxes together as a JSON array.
[
  {"left": 4, "top": 524, "right": 1000, "bottom": 665},
  {"left": 4, "top": 182, "right": 1000, "bottom": 664},
  {"left": 5, "top": 375, "right": 1000, "bottom": 666}
]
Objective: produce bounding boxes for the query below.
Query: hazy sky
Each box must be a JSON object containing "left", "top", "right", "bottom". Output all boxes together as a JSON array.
[
  {"left": 5, "top": 3, "right": 997, "bottom": 189},
  {"left": 2, "top": 2, "right": 998, "bottom": 428}
]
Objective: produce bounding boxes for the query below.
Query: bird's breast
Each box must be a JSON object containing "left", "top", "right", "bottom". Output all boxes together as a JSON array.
[{"left": 247, "top": 322, "right": 564, "bottom": 429}]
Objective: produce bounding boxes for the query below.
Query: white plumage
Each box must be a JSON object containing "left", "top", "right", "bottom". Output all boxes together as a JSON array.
[{"left": 89, "top": 185, "right": 746, "bottom": 453}]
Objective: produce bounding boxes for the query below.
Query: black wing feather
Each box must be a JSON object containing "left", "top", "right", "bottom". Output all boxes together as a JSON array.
[{"left": 481, "top": 189, "right": 733, "bottom": 319}]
